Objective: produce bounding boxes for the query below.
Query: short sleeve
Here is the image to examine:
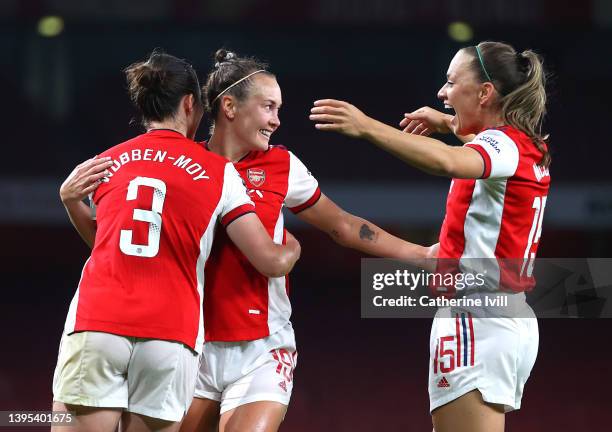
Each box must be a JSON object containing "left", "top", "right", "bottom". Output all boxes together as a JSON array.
[
  {"left": 285, "top": 151, "right": 321, "bottom": 213},
  {"left": 220, "top": 163, "right": 255, "bottom": 227},
  {"left": 465, "top": 129, "right": 519, "bottom": 179}
]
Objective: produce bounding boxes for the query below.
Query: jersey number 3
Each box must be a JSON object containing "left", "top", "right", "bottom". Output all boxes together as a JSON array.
[{"left": 120, "top": 177, "right": 166, "bottom": 258}]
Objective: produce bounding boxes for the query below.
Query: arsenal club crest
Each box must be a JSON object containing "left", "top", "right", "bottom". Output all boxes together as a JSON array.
[{"left": 247, "top": 168, "right": 266, "bottom": 187}]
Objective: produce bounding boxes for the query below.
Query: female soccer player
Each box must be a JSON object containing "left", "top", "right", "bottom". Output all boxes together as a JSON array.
[
  {"left": 63, "top": 50, "right": 434, "bottom": 431},
  {"left": 310, "top": 41, "right": 550, "bottom": 432},
  {"left": 53, "top": 51, "right": 300, "bottom": 432},
  {"left": 178, "top": 49, "right": 436, "bottom": 432}
]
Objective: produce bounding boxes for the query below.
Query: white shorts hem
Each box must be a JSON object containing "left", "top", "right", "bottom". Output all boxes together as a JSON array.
[
  {"left": 220, "top": 393, "right": 290, "bottom": 414},
  {"left": 53, "top": 396, "right": 127, "bottom": 409},
  {"left": 128, "top": 404, "right": 184, "bottom": 423},
  {"left": 430, "top": 386, "right": 518, "bottom": 414},
  {"left": 193, "top": 390, "right": 221, "bottom": 402},
  {"left": 480, "top": 391, "right": 520, "bottom": 413},
  {"left": 430, "top": 385, "right": 479, "bottom": 413}
]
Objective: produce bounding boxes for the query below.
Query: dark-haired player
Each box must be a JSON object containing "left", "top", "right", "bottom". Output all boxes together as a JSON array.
[{"left": 53, "top": 51, "right": 300, "bottom": 432}]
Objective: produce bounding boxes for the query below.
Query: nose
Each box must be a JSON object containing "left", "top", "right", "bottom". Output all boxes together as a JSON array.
[
  {"left": 270, "top": 111, "right": 280, "bottom": 129},
  {"left": 437, "top": 84, "right": 447, "bottom": 101}
]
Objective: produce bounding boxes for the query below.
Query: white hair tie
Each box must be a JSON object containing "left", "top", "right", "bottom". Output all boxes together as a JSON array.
[{"left": 211, "top": 70, "right": 266, "bottom": 105}]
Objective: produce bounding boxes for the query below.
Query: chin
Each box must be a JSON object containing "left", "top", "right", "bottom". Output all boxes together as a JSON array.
[{"left": 254, "top": 138, "right": 270, "bottom": 151}]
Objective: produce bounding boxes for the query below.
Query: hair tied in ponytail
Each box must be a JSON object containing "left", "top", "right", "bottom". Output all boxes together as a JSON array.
[{"left": 214, "top": 51, "right": 236, "bottom": 68}]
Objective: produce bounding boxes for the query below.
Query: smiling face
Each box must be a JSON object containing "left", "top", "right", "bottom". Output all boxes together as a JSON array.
[
  {"left": 437, "top": 50, "right": 488, "bottom": 135},
  {"left": 232, "top": 74, "right": 282, "bottom": 151}
]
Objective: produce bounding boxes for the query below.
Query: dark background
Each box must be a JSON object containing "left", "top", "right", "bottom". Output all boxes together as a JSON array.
[{"left": 1, "top": 1, "right": 611, "bottom": 430}]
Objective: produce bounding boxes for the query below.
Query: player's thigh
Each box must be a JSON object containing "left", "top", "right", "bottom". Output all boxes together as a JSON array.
[
  {"left": 121, "top": 411, "right": 184, "bottom": 432},
  {"left": 179, "top": 397, "right": 220, "bottom": 432},
  {"left": 219, "top": 401, "right": 287, "bottom": 432},
  {"left": 51, "top": 401, "right": 122, "bottom": 432},
  {"left": 432, "top": 389, "right": 504, "bottom": 432}
]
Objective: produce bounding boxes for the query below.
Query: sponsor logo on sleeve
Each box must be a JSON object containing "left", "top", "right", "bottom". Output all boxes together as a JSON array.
[{"left": 476, "top": 135, "right": 501, "bottom": 153}]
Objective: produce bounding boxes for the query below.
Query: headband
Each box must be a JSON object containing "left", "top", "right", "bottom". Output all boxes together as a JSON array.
[
  {"left": 211, "top": 69, "right": 266, "bottom": 105},
  {"left": 475, "top": 46, "right": 492, "bottom": 82}
]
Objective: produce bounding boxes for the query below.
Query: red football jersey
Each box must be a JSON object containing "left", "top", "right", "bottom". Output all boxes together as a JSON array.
[
  {"left": 203, "top": 145, "right": 320, "bottom": 342},
  {"left": 437, "top": 126, "right": 551, "bottom": 292},
  {"left": 64, "top": 130, "right": 254, "bottom": 352}
]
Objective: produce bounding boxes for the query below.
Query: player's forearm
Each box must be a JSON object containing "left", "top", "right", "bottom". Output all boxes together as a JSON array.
[
  {"left": 63, "top": 200, "right": 96, "bottom": 248},
  {"left": 332, "top": 215, "right": 429, "bottom": 264},
  {"left": 363, "top": 117, "right": 456, "bottom": 176}
]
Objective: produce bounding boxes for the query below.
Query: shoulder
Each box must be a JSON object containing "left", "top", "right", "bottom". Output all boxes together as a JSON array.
[
  {"left": 245, "top": 144, "right": 291, "bottom": 165},
  {"left": 98, "top": 134, "right": 144, "bottom": 157},
  {"left": 471, "top": 128, "right": 518, "bottom": 154}
]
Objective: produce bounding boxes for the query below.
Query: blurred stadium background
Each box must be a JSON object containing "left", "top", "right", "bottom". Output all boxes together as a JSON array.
[{"left": 1, "top": 1, "right": 611, "bottom": 430}]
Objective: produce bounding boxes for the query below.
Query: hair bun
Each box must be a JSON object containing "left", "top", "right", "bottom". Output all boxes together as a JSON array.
[
  {"left": 214, "top": 49, "right": 236, "bottom": 68},
  {"left": 138, "top": 66, "right": 166, "bottom": 90}
]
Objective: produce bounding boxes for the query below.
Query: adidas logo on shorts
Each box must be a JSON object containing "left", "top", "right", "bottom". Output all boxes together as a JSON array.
[
  {"left": 437, "top": 377, "right": 450, "bottom": 388},
  {"left": 278, "top": 381, "right": 287, "bottom": 392}
]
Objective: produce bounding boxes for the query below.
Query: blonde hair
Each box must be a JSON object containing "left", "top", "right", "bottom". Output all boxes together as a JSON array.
[{"left": 466, "top": 42, "right": 550, "bottom": 167}]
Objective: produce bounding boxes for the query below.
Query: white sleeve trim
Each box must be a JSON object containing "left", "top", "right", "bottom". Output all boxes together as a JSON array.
[{"left": 468, "top": 129, "right": 519, "bottom": 179}]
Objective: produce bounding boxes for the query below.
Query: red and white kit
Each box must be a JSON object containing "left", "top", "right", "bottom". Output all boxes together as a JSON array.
[
  {"left": 54, "top": 130, "right": 254, "bottom": 420},
  {"left": 195, "top": 145, "right": 320, "bottom": 413},
  {"left": 429, "top": 126, "right": 549, "bottom": 412}
]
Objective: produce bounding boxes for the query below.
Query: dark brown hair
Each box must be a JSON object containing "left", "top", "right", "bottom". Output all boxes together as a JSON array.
[
  {"left": 124, "top": 50, "right": 202, "bottom": 127},
  {"left": 464, "top": 41, "right": 550, "bottom": 167},
  {"left": 202, "top": 49, "right": 275, "bottom": 120}
]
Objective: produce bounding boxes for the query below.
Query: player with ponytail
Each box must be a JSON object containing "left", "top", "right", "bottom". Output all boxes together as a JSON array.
[{"left": 311, "top": 41, "right": 550, "bottom": 432}]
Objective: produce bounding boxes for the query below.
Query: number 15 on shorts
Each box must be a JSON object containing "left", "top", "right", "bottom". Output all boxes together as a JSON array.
[{"left": 433, "top": 313, "right": 475, "bottom": 374}]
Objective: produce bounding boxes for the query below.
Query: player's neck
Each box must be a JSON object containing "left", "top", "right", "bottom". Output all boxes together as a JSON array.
[
  {"left": 147, "top": 119, "right": 188, "bottom": 137},
  {"left": 207, "top": 125, "right": 250, "bottom": 162},
  {"left": 478, "top": 109, "right": 505, "bottom": 130}
]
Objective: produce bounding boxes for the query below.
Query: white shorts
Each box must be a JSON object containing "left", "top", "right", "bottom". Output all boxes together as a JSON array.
[
  {"left": 428, "top": 307, "right": 538, "bottom": 413},
  {"left": 194, "top": 322, "right": 297, "bottom": 414},
  {"left": 53, "top": 331, "right": 199, "bottom": 422}
]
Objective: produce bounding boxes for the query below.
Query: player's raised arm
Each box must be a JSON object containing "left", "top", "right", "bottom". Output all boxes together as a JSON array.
[
  {"left": 60, "top": 157, "right": 113, "bottom": 247},
  {"left": 309, "top": 99, "right": 484, "bottom": 179},
  {"left": 296, "top": 193, "right": 437, "bottom": 270},
  {"left": 226, "top": 214, "right": 301, "bottom": 278}
]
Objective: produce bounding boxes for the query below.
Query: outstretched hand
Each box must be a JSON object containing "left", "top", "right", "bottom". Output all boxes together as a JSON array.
[
  {"left": 310, "top": 99, "right": 371, "bottom": 138},
  {"left": 399, "top": 106, "right": 453, "bottom": 136},
  {"left": 60, "top": 156, "right": 114, "bottom": 204}
]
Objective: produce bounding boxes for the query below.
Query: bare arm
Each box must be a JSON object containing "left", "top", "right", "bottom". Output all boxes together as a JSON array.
[
  {"left": 310, "top": 100, "right": 484, "bottom": 179},
  {"left": 226, "top": 213, "right": 301, "bottom": 278},
  {"left": 297, "top": 193, "right": 436, "bottom": 267},
  {"left": 60, "top": 157, "right": 113, "bottom": 247}
]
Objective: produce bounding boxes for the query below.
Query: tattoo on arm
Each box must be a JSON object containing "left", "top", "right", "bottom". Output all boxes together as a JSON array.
[{"left": 359, "top": 224, "right": 378, "bottom": 242}]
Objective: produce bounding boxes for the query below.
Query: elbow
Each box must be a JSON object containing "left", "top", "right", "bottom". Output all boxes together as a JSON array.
[
  {"left": 261, "top": 258, "right": 289, "bottom": 278},
  {"left": 426, "top": 157, "right": 455, "bottom": 177},
  {"left": 256, "top": 247, "right": 295, "bottom": 278}
]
